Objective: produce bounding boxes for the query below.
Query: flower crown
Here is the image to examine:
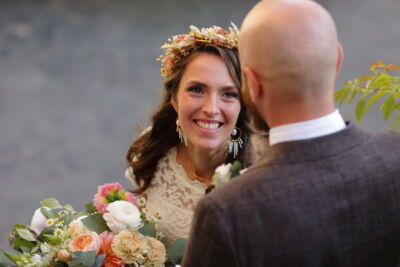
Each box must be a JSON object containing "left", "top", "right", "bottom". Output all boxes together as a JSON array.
[{"left": 157, "top": 23, "right": 239, "bottom": 78}]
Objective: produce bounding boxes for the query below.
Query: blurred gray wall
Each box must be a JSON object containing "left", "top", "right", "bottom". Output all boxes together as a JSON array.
[{"left": 1, "top": 0, "right": 400, "bottom": 251}]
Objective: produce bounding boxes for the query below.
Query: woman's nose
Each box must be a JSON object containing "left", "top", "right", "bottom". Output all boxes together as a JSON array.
[{"left": 202, "top": 94, "right": 219, "bottom": 117}]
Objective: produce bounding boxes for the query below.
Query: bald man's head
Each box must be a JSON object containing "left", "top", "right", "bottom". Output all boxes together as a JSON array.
[{"left": 239, "top": 0, "right": 341, "bottom": 94}]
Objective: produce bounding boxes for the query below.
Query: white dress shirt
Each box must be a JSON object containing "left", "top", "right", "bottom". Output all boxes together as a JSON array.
[{"left": 269, "top": 109, "right": 346, "bottom": 146}]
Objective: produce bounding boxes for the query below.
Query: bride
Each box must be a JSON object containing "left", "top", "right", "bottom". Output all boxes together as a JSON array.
[{"left": 125, "top": 24, "right": 254, "bottom": 247}]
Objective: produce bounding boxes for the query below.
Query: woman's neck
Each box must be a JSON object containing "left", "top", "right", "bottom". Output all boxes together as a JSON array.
[{"left": 176, "top": 143, "right": 226, "bottom": 185}]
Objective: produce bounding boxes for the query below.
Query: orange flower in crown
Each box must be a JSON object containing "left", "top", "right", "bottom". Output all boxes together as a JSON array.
[{"left": 157, "top": 23, "right": 239, "bottom": 78}]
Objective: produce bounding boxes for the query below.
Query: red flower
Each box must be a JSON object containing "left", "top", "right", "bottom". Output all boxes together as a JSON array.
[{"left": 99, "top": 232, "right": 125, "bottom": 267}]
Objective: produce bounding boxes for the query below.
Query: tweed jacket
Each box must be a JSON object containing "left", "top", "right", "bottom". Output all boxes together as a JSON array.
[{"left": 182, "top": 123, "right": 400, "bottom": 267}]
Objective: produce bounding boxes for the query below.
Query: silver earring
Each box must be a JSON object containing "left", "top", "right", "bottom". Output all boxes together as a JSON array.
[
  {"left": 227, "top": 127, "right": 244, "bottom": 158},
  {"left": 176, "top": 119, "right": 187, "bottom": 145}
]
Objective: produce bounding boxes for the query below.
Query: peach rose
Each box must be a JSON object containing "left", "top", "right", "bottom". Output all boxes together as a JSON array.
[{"left": 68, "top": 231, "right": 101, "bottom": 253}]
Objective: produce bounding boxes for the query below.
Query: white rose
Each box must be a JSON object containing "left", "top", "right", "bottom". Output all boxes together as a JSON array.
[
  {"left": 212, "top": 163, "right": 232, "bottom": 186},
  {"left": 103, "top": 200, "right": 142, "bottom": 233},
  {"left": 30, "top": 208, "right": 49, "bottom": 235}
]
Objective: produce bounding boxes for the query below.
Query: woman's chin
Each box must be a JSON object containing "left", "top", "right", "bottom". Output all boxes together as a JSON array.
[{"left": 187, "top": 139, "right": 227, "bottom": 153}]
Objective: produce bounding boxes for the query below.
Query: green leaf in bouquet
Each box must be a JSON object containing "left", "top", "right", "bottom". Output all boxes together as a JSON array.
[
  {"left": 63, "top": 204, "right": 75, "bottom": 212},
  {"left": 68, "top": 251, "right": 99, "bottom": 267},
  {"left": 41, "top": 198, "right": 63, "bottom": 209},
  {"left": 85, "top": 202, "right": 97, "bottom": 214},
  {"left": 16, "top": 228, "right": 36, "bottom": 242},
  {"left": 2, "top": 251, "right": 19, "bottom": 265},
  {"left": 93, "top": 254, "right": 106, "bottom": 267},
  {"left": 54, "top": 262, "right": 69, "bottom": 267},
  {"left": 230, "top": 160, "right": 243, "bottom": 178},
  {"left": 43, "top": 234, "right": 62, "bottom": 245},
  {"left": 38, "top": 227, "right": 54, "bottom": 241},
  {"left": 12, "top": 238, "right": 36, "bottom": 251},
  {"left": 81, "top": 214, "right": 110, "bottom": 234},
  {"left": 0, "top": 251, "right": 14, "bottom": 267},
  {"left": 138, "top": 223, "right": 157, "bottom": 237},
  {"left": 61, "top": 212, "right": 73, "bottom": 226},
  {"left": 71, "top": 211, "right": 89, "bottom": 221},
  {"left": 12, "top": 224, "right": 26, "bottom": 232},
  {"left": 41, "top": 207, "right": 59, "bottom": 219},
  {"left": 166, "top": 238, "right": 187, "bottom": 265}
]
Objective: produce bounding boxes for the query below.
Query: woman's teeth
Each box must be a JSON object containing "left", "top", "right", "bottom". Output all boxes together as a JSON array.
[{"left": 196, "top": 121, "right": 220, "bottom": 130}]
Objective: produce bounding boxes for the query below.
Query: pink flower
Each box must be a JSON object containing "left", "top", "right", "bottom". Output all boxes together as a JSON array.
[
  {"left": 99, "top": 232, "right": 125, "bottom": 267},
  {"left": 93, "top": 183, "right": 136, "bottom": 214}
]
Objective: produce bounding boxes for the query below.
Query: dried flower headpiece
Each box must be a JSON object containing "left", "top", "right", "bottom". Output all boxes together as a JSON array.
[{"left": 157, "top": 23, "right": 239, "bottom": 78}]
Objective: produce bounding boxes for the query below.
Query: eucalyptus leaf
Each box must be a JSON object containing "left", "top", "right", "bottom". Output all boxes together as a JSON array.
[
  {"left": 16, "top": 229, "right": 36, "bottom": 242},
  {"left": 41, "top": 198, "right": 63, "bottom": 209},
  {"left": 85, "top": 202, "right": 97, "bottom": 214},
  {"left": 166, "top": 238, "right": 187, "bottom": 264},
  {"left": 12, "top": 224, "right": 26, "bottom": 231},
  {"left": 63, "top": 204, "right": 75, "bottom": 211},
  {"left": 81, "top": 214, "right": 110, "bottom": 234},
  {"left": 61, "top": 213, "right": 73, "bottom": 226},
  {"left": 41, "top": 207, "right": 59, "bottom": 219},
  {"left": 68, "top": 251, "right": 97, "bottom": 267},
  {"left": 93, "top": 254, "right": 106, "bottom": 267},
  {"left": 138, "top": 223, "right": 157, "bottom": 237},
  {"left": 54, "top": 262, "right": 69, "bottom": 267}
]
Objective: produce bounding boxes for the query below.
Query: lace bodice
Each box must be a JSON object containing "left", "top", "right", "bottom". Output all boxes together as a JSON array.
[{"left": 126, "top": 147, "right": 207, "bottom": 247}]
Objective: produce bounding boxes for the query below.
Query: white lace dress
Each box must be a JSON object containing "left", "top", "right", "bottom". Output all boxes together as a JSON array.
[{"left": 126, "top": 147, "right": 207, "bottom": 247}]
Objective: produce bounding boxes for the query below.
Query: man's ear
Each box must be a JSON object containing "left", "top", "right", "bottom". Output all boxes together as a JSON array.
[
  {"left": 171, "top": 94, "right": 178, "bottom": 112},
  {"left": 244, "top": 66, "right": 262, "bottom": 103},
  {"left": 336, "top": 43, "right": 344, "bottom": 75}
]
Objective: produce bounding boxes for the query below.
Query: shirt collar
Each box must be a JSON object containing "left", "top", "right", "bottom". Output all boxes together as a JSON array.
[{"left": 269, "top": 109, "right": 346, "bottom": 146}]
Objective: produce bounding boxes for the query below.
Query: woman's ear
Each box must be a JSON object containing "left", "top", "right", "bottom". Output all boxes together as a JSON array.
[{"left": 171, "top": 94, "right": 178, "bottom": 112}]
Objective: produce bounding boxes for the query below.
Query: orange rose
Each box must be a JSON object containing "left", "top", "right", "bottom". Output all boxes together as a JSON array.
[{"left": 68, "top": 231, "right": 101, "bottom": 253}]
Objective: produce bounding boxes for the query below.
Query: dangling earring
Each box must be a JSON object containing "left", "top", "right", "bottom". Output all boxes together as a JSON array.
[
  {"left": 227, "top": 127, "right": 244, "bottom": 158},
  {"left": 176, "top": 119, "right": 187, "bottom": 145}
]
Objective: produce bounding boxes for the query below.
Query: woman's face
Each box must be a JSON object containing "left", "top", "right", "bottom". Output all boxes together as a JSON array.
[{"left": 171, "top": 52, "right": 241, "bottom": 152}]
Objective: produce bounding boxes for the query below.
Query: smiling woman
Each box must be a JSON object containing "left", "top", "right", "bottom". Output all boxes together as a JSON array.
[{"left": 124, "top": 25, "right": 255, "bottom": 247}]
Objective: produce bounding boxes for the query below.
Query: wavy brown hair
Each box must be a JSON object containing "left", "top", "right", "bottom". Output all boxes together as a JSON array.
[{"left": 126, "top": 43, "right": 253, "bottom": 193}]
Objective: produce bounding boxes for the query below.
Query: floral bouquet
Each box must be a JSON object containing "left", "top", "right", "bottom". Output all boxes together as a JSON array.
[{"left": 0, "top": 183, "right": 185, "bottom": 267}]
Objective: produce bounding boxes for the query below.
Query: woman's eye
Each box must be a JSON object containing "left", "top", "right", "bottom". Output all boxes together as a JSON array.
[
  {"left": 187, "top": 86, "right": 203, "bottom": 94},
  {"left": 224, "top": 91, "right": 239, "bottom": 99}
]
